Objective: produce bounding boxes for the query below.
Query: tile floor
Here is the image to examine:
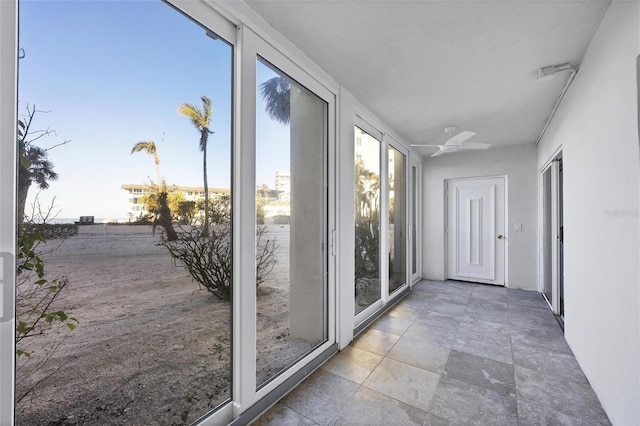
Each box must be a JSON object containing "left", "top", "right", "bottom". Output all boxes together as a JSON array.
[{"left": 253, "top": 280, "right": 610, "bottom": 425}]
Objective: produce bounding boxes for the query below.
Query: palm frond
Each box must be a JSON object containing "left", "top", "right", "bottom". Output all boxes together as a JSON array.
[
  {"left": 259, "top": 76, "right": 290, "bottom": 125},
  {"left": 23, "top": 146, "right": 58, "bottom": 190},
  {"left": 200, "top": 96, "right": 213, "bottom": 123},
  {"left": 179, "top": 96, "right": 214, "bottom": 152},
  {"left": 130, "top": 141, "right": 156, "bottom": 155},
  {"left": 178, "top": 103, "right": 202, "bottom": 128}
]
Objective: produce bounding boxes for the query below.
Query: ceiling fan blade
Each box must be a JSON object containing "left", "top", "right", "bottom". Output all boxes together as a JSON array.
[
  {"left": 430, "top": 149, "right": 446, "bottom": 158},
  {"left": 459, "top": 142, "right": 491, "bottom": 150},
  {"left": 444, "top": 130, "right": 476, "bottom": 146},
  {"left": 410, "top": 144, "right": 440, "bottom": 147}
]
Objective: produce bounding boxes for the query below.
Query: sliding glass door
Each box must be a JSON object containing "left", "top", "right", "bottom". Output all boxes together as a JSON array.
[
  {"left": 410, "top": 159, "right": 421, "bottom": 284},
  {"left": 255, "top": 58, "right": 329, "bottom": 388},
  {"left": 541, "top": 153, "right": 563, "bottom": 318},
  {"left": 388, "top": 145, "right": 407, "bottom": 294},
  {"left": 354, "top": 125, "right": 409, "bottom": 324},
  {"left": 234, "top": 26, "right": 336, "bottom": 414},
  {"left": 354, "top": 126, "right": 381, "bottom": 315}
]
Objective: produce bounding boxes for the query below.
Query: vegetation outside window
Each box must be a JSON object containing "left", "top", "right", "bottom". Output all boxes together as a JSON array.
[
  {"left": 388, "top": 146, "right": 407, "bottom": 294},
  {"left": 354, "top": 126, "right": 381, "bottom": 315}
]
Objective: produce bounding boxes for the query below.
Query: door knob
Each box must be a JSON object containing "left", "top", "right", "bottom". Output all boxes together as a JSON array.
[{"left": 497, "top": 235, "right": 504, "bottom": 240}]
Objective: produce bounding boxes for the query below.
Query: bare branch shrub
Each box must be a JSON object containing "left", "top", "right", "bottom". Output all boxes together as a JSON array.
[
  {"left": 16, "top": 200, "right": 77, "bottom": 405},
  {"left": 255, "top": 226, "right": 278, "bottom": 286},
  {"left": 160, "top": 224, "right": 278, "bottom": 301}
]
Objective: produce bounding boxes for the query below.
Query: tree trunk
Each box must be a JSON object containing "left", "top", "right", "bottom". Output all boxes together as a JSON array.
[
  {"left": 154, "top": 155, "right": 161, "bottom": 185},
  {"left": 157, "top": 192, "right": 177, "bottom": 241},
  {"left": 202, "top": 138, "right": 209, "bottom": 238}
]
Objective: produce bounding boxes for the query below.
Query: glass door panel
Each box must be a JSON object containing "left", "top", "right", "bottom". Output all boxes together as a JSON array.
[
  {"left": 16, "top": 1, "right": 234, "bottom": 423},
  {"left": 411, "top": 165, "right": 418, "bottom": 277},
  {"left": 255, "top": 58, "right": 328, "bottom": 387},
  {"left": 354, "top": 126, "right": 381, "bottom": 315},
  {"left": 542, "top": 154, "right": 563, "bottom": 318},
  {"left": 559, "top": 158, "right": 564, "bottom": 318},
  {"left": 542, "top": 167, "right": 553, "bottom": 304},
  {"left": 388, "top": 146, "right": 406, "bottom": 294}
]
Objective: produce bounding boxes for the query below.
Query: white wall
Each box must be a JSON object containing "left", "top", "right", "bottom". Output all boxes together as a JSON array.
[
  {"left": 422, "top": 145, "right": 538, "bottom": 289},
  {"left": 536, "top": 2, "right": 640, "bottom": 424}
]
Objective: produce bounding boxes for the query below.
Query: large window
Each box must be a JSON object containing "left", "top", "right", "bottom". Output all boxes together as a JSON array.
[
  {"left": 354, "top": 127, "right": 381, "bottom": 315},
  {"left": 255, "top": 58, "right": 329, "bottom": 387},
  {"left": 388, "top": 146, "right": 407, "bottom": 294},
  {"left": 354, "top": 128, "right": 409, "bottom": 318},
  {"left": 16, "top": 2, "right": 233, "bottom": 423},
  {"left": 355, "top": 127, "right": 381, "bottom": 315},
  {"left": 411, "top": 164, "right": 418, "bottom": 276}
]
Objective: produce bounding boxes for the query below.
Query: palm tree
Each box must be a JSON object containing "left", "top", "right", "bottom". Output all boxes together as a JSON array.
[
  {"left": 18, "top": 145, "right": 58, "bottom": 235},
  {"left": 259, "top": 76, "right": 290, "bottom": 125},
  {"left": 130, "top": 141, "right": 161, "bottom": 184},
  {"left": 355, "top": 159, "right": 379, "bottom": 219},
  {"left": 139, "top": 183, "right": 178, "bottom": 241},
  {"left": 179, "top": 96, "right": 213, "bottom": 237},
  {"left": 354, "top": 159, "right": 380, "bottom": 281},
  {"left": 17, "top": 113, "right": 58, "bottom": 236}
]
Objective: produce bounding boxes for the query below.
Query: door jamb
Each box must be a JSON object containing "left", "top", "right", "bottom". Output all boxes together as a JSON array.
[
  {"left": 538, "top": 148, "right": 563, "bottom": 314},
  {"left": 409, "top": 157, "right": 422, "bottom": 285}
]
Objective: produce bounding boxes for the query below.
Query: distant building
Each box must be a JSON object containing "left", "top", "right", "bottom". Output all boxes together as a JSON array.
[
  {"left": 274, "top": 170, "right": 291, "bottom": 202},
  {"left": 255, "top": 170, "right": 291, "bottom": 224},
  {"left": 121, "top": 184, "right": 230, "bottom": 219},
  {"left": 275, "top": 170, "right": 290, "bottom": 193},
  {"left": 355, "top": 130, "right": 394, "bottom": 173},
  {"left": 256, "top": 186, "right": 280, "bottom": 202}
]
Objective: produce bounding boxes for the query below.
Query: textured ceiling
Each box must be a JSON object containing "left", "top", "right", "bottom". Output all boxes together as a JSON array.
[{"left": 245, "top": 0, "right": 610, "bottom": 155}]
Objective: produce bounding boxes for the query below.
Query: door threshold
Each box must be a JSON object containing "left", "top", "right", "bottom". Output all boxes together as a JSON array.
[
  {"left": 447, "top": 279, "right": 505, "bottom": 287},
  {"left": 543, "top": 294, "right": 565, "bottom": 332}
]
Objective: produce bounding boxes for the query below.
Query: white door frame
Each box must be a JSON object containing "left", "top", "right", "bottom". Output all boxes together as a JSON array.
[
  {"left": 384, "top": 133, "right": 410, "bottom": 301},
  {"left": 352, "top": 121, "right": 410, "bottom": 326},
  {"left": 539, "top": 149, "right": 563, "bottom": 315},
  {"left": 353, "top": 117, "right": 384, "bottom": 327},
  {"left": 445, "top": 175, "right": 508, "bottom": 286},
  {"left": 0, "top": 1, "right": 17, "bottom": 424},
  {"left": 409, "top": 157, "right": 422, "bottom": 285},
  {"left": 238, "top": 25, "right": 337, "bottom": 412}
]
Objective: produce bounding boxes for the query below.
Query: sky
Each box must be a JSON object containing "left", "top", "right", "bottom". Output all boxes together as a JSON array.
[{"left": 19, "top": 0, "right": 289, "bottom": 220}]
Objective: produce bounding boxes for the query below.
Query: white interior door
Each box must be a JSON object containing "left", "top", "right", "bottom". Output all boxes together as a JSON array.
[{"left": 447, "top": 177, "right": 505, "bottom": 285}]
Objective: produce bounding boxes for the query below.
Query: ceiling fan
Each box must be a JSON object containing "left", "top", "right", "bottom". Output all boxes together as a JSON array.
[{"left": 411, "top": 126, "right": 491, "bottom": 157}]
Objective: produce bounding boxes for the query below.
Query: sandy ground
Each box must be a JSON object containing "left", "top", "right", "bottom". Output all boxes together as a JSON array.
[{"left": 16, "top": 224, "right": 316, "bottom": 425}]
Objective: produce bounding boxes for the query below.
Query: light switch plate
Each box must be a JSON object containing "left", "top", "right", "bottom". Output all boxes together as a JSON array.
[{"left": 514, "top": 223, "right": 523, "bottom": 232}]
